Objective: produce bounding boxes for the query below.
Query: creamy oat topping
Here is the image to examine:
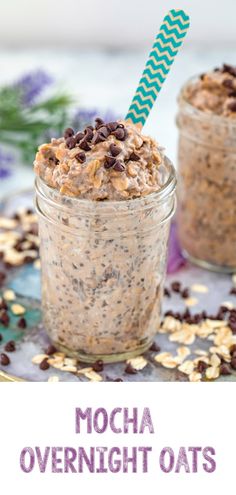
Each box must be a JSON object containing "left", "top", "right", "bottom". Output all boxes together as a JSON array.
[
  {"left": 184, "top": 63, "right": 236, "bottom": 117},
  {"left": 34, "top": 118, "right": 165, "bottom": 200}
]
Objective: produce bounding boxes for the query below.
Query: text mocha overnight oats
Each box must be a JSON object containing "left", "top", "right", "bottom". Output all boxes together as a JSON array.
[
  {"left": 34, "top": 118, "right": 176, "bottom": 362},
  {"left": 177, "top": 63, "right": 236, "bottom": 272}
]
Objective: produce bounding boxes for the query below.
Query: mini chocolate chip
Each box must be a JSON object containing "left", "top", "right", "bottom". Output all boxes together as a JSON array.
[
  {"left": 66, "top": 137, "right": 76, "bottom": 149},
  {"left": 230, "top": 287, "right": 236, "bottom": 295},
  {"left": 113, "top": 128, "right": 126, "bottom": 140},
  {"left": 0, "top": 299, "right": 8, "bottom": 310},
  {"left": 0, "top": 311, "right": 9, "bottom": 326},
  {"left": 181, "top": 288, "right": 190, "bottom": 299},
  {"left": 4, "top": 340, "right": 15, "bottom": 352},
  {"left": 87, "top": 125, "right": 94, "bottom": 131},
  {"left": 113, "top": 378, "right": 123, "bottom": 382},
  {"left": 92, "top": 360, "right": 104, "bottom": 372},
  {"left": 228, "top": 101, "right": 236, "bottom": 112},
  {"left": 0, "top": 333, "right": 2, "bottom": 342},
  {"left": 0, "top": 353, "right": 10, "bottom": 366},
  {"left": 0, "top": 272, "right": 6, "bottom": 285},
  {"left": 230, "top": 356, "right": 236, "bottom": 370},
  {"left": 107, "top": 122, "right": 119, "bottom": 132},
  {"left": 84, "top": 127, "right": 94, "bottom": 141},
  {"left": 45, "top": 344, "right": 57, "bottom": 355},
  {"left": 196, "top": 360, "right": 208, "bottom": 373},
  {"left": 74, "top": 132, "right": 85, "bottom": 144},
  {"left": 229, "top": 321, "right": 236, "bottom": 334},
  {"left": 220, "top": 363, "right": 232, "bottom": 375},
  {"left": 109, "top": 144, "right": 121, "bottom": 157},
  {"left": 24, "top": 256, "right": 34, "bottom": 264},
  {"left": 113, "top": 161, "right": 125, "bottom": 172},
  {"left": 104, "top": 156, "right": 116, "bottom": 169},
  {"left": 149, "top": 341, "right": 161, "bottom": 352},
  {"left": 95, "top": 117, "right": 105, "bottom": 129},
  {"left": 171, "top": 281, "right": 181, "bottom": 293},
  {"left": 79, "top": 139, "right": 91, "bottom": 152},
  {"left": 64, "top": 127, "right": 74, "bottom": 139},
  {"left": 125, "top": 363, "right": 137, "bottom": 374},
  {"left": 129, "top": 152, "right": 140, "bottom": 161},
  {"left": 92, "top": 132, "right": 105, "bottom": 144},
  {"left": 18, "top": 317, "right": 27, "bottom": 329},
  {"left": 39, "top": 358, "right": 50, "bottom": 370},
  {"left": 164, "top": 288, "right": 171, "bottom": 298},
  {"left": 230, "top": 344, "right": 236, "bottom": 356},
  {"left": 200, "top": 73, "right": 205, "bottom": 80},
  {"left": 75, "top": 152, "right": 86, "bottom": 163},
  {"left": 222, "top": 64, "right": 236, "bottom": 77},
  {"left": 98, "top": 126, "right": 109, "bottom": 138}
]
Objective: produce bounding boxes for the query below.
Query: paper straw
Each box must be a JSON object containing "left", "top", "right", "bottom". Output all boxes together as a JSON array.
[{"left": 126, "top": 9, "right": 190, "bottom": 127}]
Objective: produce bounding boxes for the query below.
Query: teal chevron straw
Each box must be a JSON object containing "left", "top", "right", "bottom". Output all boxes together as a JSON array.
[{"left": 126, "top": 9, "right": 190, "bottom": 127}]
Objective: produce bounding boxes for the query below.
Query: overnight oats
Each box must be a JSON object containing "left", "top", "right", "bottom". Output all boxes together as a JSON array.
[
  {"left": 177, "top": 64, "right": 236, "bottom": 272},
  {"left": 34, "top": 118, "right": 176, "bottom": 362}
]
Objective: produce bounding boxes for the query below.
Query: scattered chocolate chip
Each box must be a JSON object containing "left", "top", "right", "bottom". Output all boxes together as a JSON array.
[
  {"left": 229, "top": 320, "right": 236, "bottom": 334},
  {"left": 75, "top": 152, "right": 86, "bottom": 163},
  {"left": 0, "top": 272, "right": 6, "bottom": 285},
  {"left": 200, "top": 73, "right": 205, "bottom": 80},
  {"left": 129, "top": 152, "right": 140, "bottom": 161},
  {"left": 107, "top": 122, "right": 119, "bottom": 132},
  {"left": 231, "top": 288, "right": 236, "bottom": 295},
  {"left": 104, "top": 156, "right": 116, "bottom": 169},
  {"left": 0, "top": 333, "right": 2, "bottom": 341},
  {"left": 87, "top": 125, "right": 94, "bottom": 131},
  {"left": 84, "top": 127, "right": 94, "bottom": 142},
  {"left": 92, "top": 360, "right": 104, "bottom": 372},
  {"left": 230, "top": 344, "right": 236, "bottom": 356},
  {"left": 4, "top": 340, "right": 15, "bottom": 352},
  {"left": 64, "top": 127, "right": 74, "bottom": 139},
  {"left": 66, "top": 137, "right": 76, "bottom": 149},
  {"left": 230, "top": 356, "right": 236, "bottom": 370},
  {"left": 109, "top": 143, "right": 121, "bottom": 157},
  {"left": 164, "top": 288, "right": 171, "bottom": 298},
  {"left": 222, "top": 63, "right": 236, "bottom": 77},
  {"left": 98, "top": 126, "right": 109, "bottom": 139},
  {"left": 24, "top": 255, "right": 35, "bottom": 264},
  {"left": 113, "top": 161, "right": 125, "bottom": 172},
  {"left": 171, "top": 281, "right": 181, "bottom": 293},
  {"left": 113, "top": 128, "right": 126, "bottom": 141},
  {"left": 149, "top": 341, "right": 161, "bottom": 352},
  {"left": 79, "top": 139, "right": 91, "bottom": 152},
  {"left": 0, "top": 311, "right": 9, "bottom": 326},
  {"left": 18, "top": 317, "right": 27, "bottom": 329},
  {"left": 181, "top": 288, "right": 190, "bottom": 299},
  {"left": 113, "top": 378, "right": 123, "bottom": 382},
  {"left": 196, "top": 360, "right": 208, "bottom": 373},
  {"left": 228, "top": 101, "right": 236, "bottom": 112},
  {"left": 220, "top": 363, "right": 232, "bottom": 376},
  {"left": 45, "top": 344, "right": 57, "bottom": 355},
  {"left": 92, "top": 132, "right": 105, "bottom": 144},
  {"left": 39, "top": 358, "right": 50, "bottom": 370},
  {"left": 125, "top": 363, "right": 137, "bottom": 374},
  {"left": 95, "top": 118, "right": 105, "bottom": 129},
  {"left": 0, "top": 299, "right": 8, "bottom": 310},
  {"left": 0, "top": 353, "right": 10, "bottom": 366},
  {"left": 74, "top": 132, "right": 85, "bottom": 144}
]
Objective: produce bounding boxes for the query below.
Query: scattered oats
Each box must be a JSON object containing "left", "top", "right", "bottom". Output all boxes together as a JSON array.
[
  {"left": 4, "top": 249, "right": 25, "bottom": 266},
  {"left": 177, "top": 346, "right": 191, "bottom": 360},
  {"left": 32, "top": 354, "right": 49, "bottom": 364},
  {"left": 205, "top": 319, "right": 227, "bottom": 329},
  {"left": 33, "top": 259, "right": 41, "bottom": 269},
  {"left": 206, "top": 366, "right": 220, "bottom": 380},
  {"left": 210, "top": 353, "right": 221, "bottom": 367},
  {"left": 78, "top": 367, "right": 102, "bottom": 381},
  {"left": 20, "top": 241, "right": 32, "bottom": 250},
  {"left": 209, "top": 346, "right": 231, "bottom": 362},
  {"left": 48, "top": 376, "right": 60, "bottom": 382},
  {"left": 214, "top": 327, "right": 234, "bottom": 347},
  {"left": 207, "top": 335, "right": 215, "bottom": 341},
  {"left": 196, "top": 323, "right": 214, "bottom": 339},
  {"left": 64, "top": 357, "right": 77, "bottom": 366},
  {"left": 191, "top": 284, "right": 209, "bottom": 293},
  {"left": 161, "top": 357, "right": 180, "bottom": 369},
  {"left": 11, "top": 303, "right": 25, "bottom": 315},
  {"left": 0, "top": 217, "right": 18, "bottom": 229},
  {"left": 189, "top": 371, "right": 202, "bottom": 382},
  {"left": 26, "top": 234, "right": 40, "bottom": 246},
  {"left": 184, "top": 297, "right": 198, "bottom": 307},
  {"left": 193, "top": 356, "right": 209, "bottom": 365},
  {"left": 127, "top": 356, "right": 147, "bottom": 370},
  {"left": 3, "top": 289, "right": 16, "bottom": 301},
  {"left": 162, "top": 316, "right": 182, "bottom": 332},
  {"left": 154, "top": 352, "right": 172, "bottom": 363},
  {"left": 169, "top": 329, "right": 195, "bottom": 345},
  {"left": 194, "top": 349, "right": 208, "bottom": 356},
  {"left": 53, "top": 352, "right": 65, "bottom": 358},
  {"left": 221, "top": 301, "right": 234, "bottom": 310},
  {"left": 178, "top": 360, "right": 195, "bottom": 375},
  {"left": 232, "top": 274, "right": 236, "bottom": 286},
  {"left": 61, "top": 365, "right": 77, "bottom": 373},
  {"left": 22, "top": 249, "right": 38, "bottom": 259}
]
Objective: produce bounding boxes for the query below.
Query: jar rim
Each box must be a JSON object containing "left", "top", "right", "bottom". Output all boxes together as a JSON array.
[
  {"left": 35, "top": 155, "right": 176, "bottom": 214},
  {"left": 178, "top": 74, "right": 236, "bottom": 128}
]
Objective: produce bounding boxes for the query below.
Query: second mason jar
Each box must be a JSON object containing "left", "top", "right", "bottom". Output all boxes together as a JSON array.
[
  {"left": 177, "top": 77, "right": 236, "bottom": 272},
  {"left": 35, "top": 157, "right": 176, "bottom": 363}
]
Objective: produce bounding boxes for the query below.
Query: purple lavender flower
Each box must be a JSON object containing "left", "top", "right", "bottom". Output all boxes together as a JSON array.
[
  {"left": 167, "top": 222, "right": 186, "bottom": 274},
  {"left": 15, "top": 70, "right": 53, "bottom": 106},
  {"left": 0, "top": 147, "right": 13, "bottom": 179}
]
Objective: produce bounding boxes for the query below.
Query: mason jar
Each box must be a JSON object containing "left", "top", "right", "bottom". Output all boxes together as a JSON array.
[
  {"left": 35, "top": 157, "right": 176, "bottom": 363},
  {"left": 176, "top": 76, "right": 236, "bottom": 273}
]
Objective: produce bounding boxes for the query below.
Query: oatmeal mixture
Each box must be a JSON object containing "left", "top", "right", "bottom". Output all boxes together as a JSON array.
[
  {"left": 34, "top": 118, "right": 175, "bottom": 361},
  {"left": 177, "top": 64, "right": 236, "bottom": 270},
  {"left": 34, "top": 119, "right": 165, "bottom": 200}
]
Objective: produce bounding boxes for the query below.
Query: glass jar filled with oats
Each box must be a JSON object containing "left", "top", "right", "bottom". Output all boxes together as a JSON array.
[{"left": 177, "top": 64, "right": 236, "bottom": 272}]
